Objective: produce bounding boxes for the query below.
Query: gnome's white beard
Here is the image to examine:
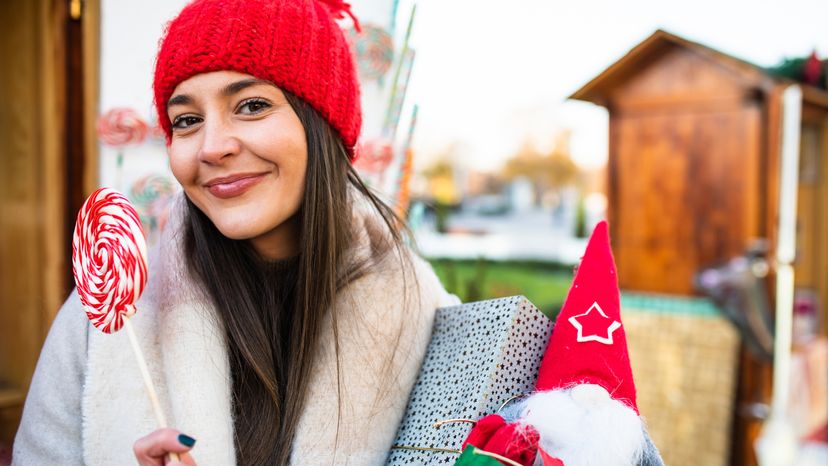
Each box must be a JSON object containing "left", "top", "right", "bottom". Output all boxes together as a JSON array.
[{"left": 520, "top": 384, "right": 645, "bottom": 466}]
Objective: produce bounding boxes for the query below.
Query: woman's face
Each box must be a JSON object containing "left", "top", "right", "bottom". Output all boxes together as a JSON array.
[{"left": 167, "top": 71, "right": 307, "bottom": 259}]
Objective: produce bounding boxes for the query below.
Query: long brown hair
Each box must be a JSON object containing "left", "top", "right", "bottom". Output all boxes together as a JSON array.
[{"left": 183, "top": 91, "right": 408, "bottom": 465}]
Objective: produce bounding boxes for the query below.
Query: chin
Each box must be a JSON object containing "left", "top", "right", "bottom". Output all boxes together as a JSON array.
[
  {"left": 209, "top": 215, "right": 267, "bottom": 241},
  {"left": 191, "top": 193, "right": 299, "bottom": 247},
  {"left": 214, "top": 226, "right": 258, "bottom": 241}
]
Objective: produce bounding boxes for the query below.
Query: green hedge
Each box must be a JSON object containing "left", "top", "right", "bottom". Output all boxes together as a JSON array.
[{"left": 428, "top": 258, "right": 573, "bottom": 318}]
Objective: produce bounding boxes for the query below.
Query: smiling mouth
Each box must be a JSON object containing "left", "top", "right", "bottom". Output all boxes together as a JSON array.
[{"left": 205, "top": 172, "right": 269, "bottom": 199}]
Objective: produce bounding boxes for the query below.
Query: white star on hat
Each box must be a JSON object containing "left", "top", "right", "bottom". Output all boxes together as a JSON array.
[{"left": 568, "top": 301, "right": 622, "bottom": 345}]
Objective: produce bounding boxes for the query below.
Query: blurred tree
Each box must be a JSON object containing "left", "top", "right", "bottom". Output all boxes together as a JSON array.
[
  {"left": 501, "top": 131, "right": 579, "bottom": 205},
  {"left": 422, "top": 148, "right": 461, "bottom": 233},
  {"left": 422, "top": 147, "right": 461, "bottom": 205}
]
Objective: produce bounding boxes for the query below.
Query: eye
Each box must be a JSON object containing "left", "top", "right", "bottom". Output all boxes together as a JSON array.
[
  {"left": 238, "top": 98, "right": 271, "bottom": 115},
  {"left": 171, "top": 115, "right": 202, "bottom": 129}
]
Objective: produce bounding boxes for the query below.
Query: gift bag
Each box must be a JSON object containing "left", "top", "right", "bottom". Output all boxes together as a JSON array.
[{"left": 386, "top": 295, "right": 553, "bottom": 465}]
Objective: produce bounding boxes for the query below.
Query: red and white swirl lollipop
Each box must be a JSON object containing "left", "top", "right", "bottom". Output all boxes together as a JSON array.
[
  {"left": 96, "top": 108, "right": 149, "bottom": 147},
  {"left": 73, "top": 187, "right": 148, "bottom": 333},
  {"left": 71, "top": 188, "right": 176, "bottom": 458}
]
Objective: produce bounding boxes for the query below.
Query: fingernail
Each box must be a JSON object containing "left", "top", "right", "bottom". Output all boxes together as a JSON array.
[{"left": 178, "top": 434, "right": 196, "bottom": 447}]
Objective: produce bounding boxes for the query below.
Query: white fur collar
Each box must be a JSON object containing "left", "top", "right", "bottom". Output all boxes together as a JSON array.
[{"left": 81, "top": 195, "right": 449, "bottom": 465}]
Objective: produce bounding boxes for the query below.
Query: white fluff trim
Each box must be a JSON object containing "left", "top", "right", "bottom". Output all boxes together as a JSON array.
[{"left": 520, "top": 385, "right": 645, "bottom": 466}]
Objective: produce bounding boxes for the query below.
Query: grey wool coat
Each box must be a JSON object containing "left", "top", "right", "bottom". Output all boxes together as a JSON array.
[{"left": 13, "top": 195, "right": 458, "bottom": 465}]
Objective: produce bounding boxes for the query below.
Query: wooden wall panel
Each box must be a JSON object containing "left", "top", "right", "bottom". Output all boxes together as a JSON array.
[
  {"left": 816, "top": 119, "right": 828, "bottom": 335},
  {"left": 0, "top": 0, "right": 99, "bottom": 449},
  {"left": 82, "top": 0, "right": 101, "bottom": 198},
  {"left": 0, "top": 0, "right": 63, "bottom": 401},
  {"left": 610, "top": 105, "right": 762, "bottom": 294},
  {"left": 612, "top": 46, "right": 751, "bottom": 109},
  {"left": 790, "top": 114, "right": 828, "bottom": 336},
  {"left": 795, "top": 121, "right": 824, "bottom": 291}
]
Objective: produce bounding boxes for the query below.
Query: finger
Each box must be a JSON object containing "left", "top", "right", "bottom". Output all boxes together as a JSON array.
[
  {"left": 133, "top": 428, "right": 196, "bottom": 463},
  {"left": 179, "top": 451, "right": 198, "bottom": 466},
  {"left": 166, "top": 451, "right": 197, "bottom": 466}
]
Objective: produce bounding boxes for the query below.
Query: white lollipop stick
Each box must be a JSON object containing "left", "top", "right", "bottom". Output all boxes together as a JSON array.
[{"left": 123, "top": 317, "right": 181, "bottom": 462}]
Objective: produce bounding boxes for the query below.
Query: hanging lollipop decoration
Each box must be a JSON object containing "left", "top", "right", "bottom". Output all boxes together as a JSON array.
[
  {"left": 97, "top": 108, "right": 149, "bottom": 191},
  {"left": 355, "top": 139, "right": 394, "bottom": 174},
  {"left": 73, "top": 187, "right": 179, "bottom": 461},
  {"left": 346, "top": 24, "right": 394, "bottom": 82},
  {"left": 354, "top": 138, "right": 395, "bottom": 190},
  {"left": 130, "top": 174, "right": 179, "bottom": 244}
]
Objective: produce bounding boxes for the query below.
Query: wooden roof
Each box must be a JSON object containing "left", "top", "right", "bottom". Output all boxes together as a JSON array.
[{"left": 570, "top": 29, "right": 828, "bottom": 109}]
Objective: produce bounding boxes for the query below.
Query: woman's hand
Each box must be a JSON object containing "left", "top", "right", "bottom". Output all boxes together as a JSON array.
[{"left": 133, "top": 428, "right": 198, "bottom": 466}]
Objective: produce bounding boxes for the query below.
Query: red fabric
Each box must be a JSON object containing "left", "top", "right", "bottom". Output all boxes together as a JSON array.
[
  {"left": 463, "top": 414, "right": 507, "bottom": 450},
  {"left": 463, "top": 415, "right": 539, "bottom": 466},
  {"left": 484, "top": 422, "right": 539, "bottom": 466},
  {"left": 153, "top": 0, "right": 362, "bottom": 158},
  {"left": 539, "top": 448, "right": 565, "bottom": 466},
  {"left": 535, "top": 221, "right": 639, "bottom": 413}
]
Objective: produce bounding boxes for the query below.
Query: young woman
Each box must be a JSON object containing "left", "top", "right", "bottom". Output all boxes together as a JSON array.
[{"left": 12, "top": 0, "right": 457, "bottom": 464}]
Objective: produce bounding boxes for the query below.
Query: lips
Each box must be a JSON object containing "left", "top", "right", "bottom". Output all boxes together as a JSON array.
[{"left": 204, "top": 172, "right": 268, "bottom": 199}]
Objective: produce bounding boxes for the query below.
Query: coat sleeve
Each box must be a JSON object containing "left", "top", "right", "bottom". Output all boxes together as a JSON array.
[{"left": 12, "top": 290, "right": 89, "bottom": 466}]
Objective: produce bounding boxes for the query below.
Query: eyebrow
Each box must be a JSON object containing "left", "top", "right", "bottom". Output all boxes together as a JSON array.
[{"left": 167, "top": 78, "right": 272, "bottom": 109}]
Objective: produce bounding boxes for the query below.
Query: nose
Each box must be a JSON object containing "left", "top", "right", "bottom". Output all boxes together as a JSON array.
[{"left": 198, "top": 118, "right": 241, "bottom": 164}]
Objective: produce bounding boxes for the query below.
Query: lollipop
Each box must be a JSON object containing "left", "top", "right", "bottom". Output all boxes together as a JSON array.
[
  {"left": 130, "top": 174, "right": 178, "bottom": 242},
  {"left": 96, "top": 108, "right": 149, "bottom": 147},
  {"left": 354, "top": 138, "right": 394, "bottom": 175},
  {"left": 72, "top": 188, "right": 177, "bottom": 459},
  {"left": 73, "top": 188, "right": 148, "bottom": 333},
  {"left": 346, "top": 24, "right": 394, "bottom": 81},
  {"left": 96, "top": 108, "right": 149, "bottom": 192}
]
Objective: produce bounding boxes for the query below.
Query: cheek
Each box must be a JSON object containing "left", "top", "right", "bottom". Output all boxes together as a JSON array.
[
  {"left": 167, "top": 148, "right": 195, "bottom": 186},
  {"left": 253, "top": 129, "right": 308, "bottom": 199},
  {"left": 286, "top": 157, "right": 308, "bottom": 199}
]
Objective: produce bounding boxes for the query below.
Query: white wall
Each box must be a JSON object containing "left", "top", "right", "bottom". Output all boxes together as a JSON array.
[{"left": 98, "top": 0, "right": 189, "bottom": 191}]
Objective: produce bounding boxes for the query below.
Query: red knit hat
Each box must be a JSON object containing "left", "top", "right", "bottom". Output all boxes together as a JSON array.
[
  {"left": 535, "top": 220, "right": 638, "bottom": 413},
  {"left": 153, "top": 0, "right": 362, "bottom": 157}
]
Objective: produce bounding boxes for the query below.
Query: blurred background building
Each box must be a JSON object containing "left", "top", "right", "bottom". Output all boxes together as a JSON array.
[{"left": 1, "top": 1, "right": 827, "bottom": 465}]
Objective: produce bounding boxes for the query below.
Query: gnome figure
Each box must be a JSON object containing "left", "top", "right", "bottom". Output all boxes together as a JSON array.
[{"left": 461, "top": 221, "right": 665, "bottom": 466}]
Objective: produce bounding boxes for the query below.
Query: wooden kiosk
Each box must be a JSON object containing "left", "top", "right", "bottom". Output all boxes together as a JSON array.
[{"left": 571, "top": 30, "right": 828, "bottom": 465}]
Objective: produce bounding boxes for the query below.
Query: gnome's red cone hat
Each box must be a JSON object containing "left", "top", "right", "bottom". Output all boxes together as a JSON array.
[{"left": 535, "top": 220, "right": 638, "bottom": 413}]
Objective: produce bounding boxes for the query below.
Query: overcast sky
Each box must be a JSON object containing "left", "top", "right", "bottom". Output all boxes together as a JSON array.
[{"left": 403, "top": 0, "right": 828, "bottom": 171}]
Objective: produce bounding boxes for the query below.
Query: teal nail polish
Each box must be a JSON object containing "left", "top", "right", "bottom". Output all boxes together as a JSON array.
[{"left": 178, "top": 433, "right": 196, "bottom": 447}]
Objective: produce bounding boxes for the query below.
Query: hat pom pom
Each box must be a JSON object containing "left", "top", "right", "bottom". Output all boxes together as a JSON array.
[{"left": 316, "top": 0, "right": 361, "bottom": 32}]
